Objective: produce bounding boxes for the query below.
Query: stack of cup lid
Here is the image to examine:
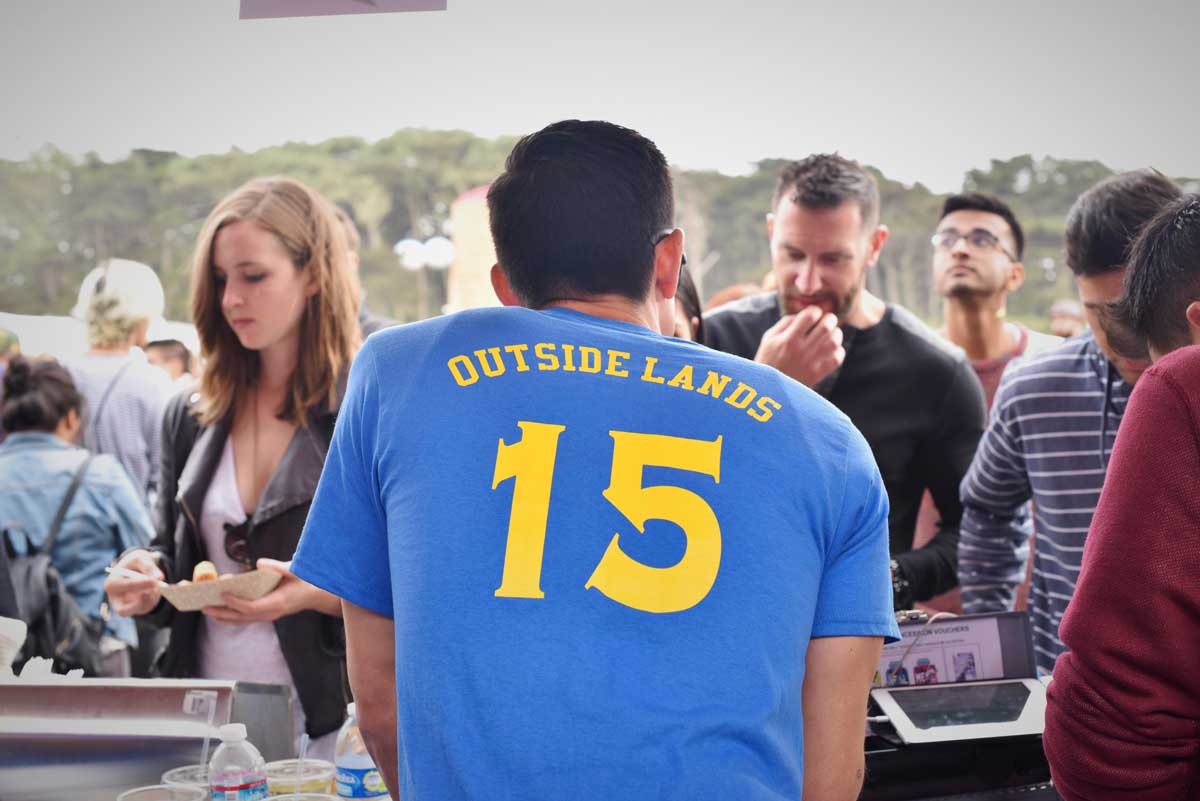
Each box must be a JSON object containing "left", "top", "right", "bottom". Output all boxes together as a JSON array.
[
  {"left": 160, "top": 763, "right": 207, "bottom": 789},
  {"left": 265, "top": 758, "right": 336, "bottom": 796}
]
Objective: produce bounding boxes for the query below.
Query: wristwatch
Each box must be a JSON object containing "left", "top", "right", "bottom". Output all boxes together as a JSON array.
[{"left": 890, "top": 558, "right": 913, "bottom": 610}]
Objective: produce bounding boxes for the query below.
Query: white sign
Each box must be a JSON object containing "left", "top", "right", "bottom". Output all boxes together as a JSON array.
[{"left": 874, "top": 617, "right": 1004, "bottom": 688}]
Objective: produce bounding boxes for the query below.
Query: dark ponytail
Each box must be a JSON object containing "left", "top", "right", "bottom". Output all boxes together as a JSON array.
[{"left": 1, "top": 356, "right": 82, "bottom": 434}]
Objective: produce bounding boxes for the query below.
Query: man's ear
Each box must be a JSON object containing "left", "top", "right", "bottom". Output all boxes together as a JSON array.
[
  {"left": 766, "top": 212, "right": 775, "bottom": 242},
  {"left": 653, "top": 228, "right": 685, "bottom": 302},
  {"left": 490, "top": 264, "right": 522, "bottom": 307},
  {"left": 1007, "top": 260, "right": 1026, "bottom": 292},
  {"left": 1187, "top": 300, "right": 1200, "bottom": 344},
  {"left": 59, "top": 407, "right": 82, "bottom": 444},
  {"left": 866, "top": 224, "right": 890, "bottom": 268}
]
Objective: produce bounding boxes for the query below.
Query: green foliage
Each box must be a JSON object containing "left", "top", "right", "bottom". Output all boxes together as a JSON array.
[{"left": 0, "top": 132, "right": 1181, "bottom": 326}]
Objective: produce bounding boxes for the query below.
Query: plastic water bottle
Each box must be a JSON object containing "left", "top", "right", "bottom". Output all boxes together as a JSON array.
[
  {"left": 335, "top": 703, "right": 389, "bottom": 798},
  {"left": 208, "top": 722, "right": 269, "bottom": 800}
]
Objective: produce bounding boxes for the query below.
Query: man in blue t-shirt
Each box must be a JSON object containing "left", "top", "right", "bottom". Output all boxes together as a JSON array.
[{"left": 293, "top": 120, "right": 899, "bottom": 801}]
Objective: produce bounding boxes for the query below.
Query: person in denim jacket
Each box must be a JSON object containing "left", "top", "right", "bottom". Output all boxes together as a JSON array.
[{"left": 0, "top": 356, "right": 154, "bottom": 676}]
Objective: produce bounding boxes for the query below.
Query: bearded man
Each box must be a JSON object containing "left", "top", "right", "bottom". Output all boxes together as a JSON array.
[{"left": 704, "top": 154, "right": 986, "bottom": 609}]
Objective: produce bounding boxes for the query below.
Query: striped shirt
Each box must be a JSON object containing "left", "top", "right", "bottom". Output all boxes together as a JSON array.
[{"left": 958, "top": 333, "right": 1131, "bottom": 674}]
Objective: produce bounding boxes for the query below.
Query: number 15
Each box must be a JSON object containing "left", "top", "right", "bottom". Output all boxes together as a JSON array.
[{"left": 492, "top": 421, "right": 723, "bottom": 614}]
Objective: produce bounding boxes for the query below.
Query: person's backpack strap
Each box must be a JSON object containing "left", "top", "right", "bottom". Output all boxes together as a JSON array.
[
  {"left": 42, "top": 454, "right": 95, "bottom": 556},
  {"left": 84, "top": 359, "right": 135, "bottom": 452}
]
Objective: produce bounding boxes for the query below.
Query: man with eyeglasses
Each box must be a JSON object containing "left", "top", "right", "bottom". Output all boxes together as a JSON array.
[
  {"left": 931, "top": 194, "right": 1061, "bottom": 406},
  {"left": 704, "top": 154, "right": 987, "bottom": 610},
  {"left": 958, "top": 170, "right": 1181, "bottom": 675},
  {"left": 910, "top": 195, "right": 1062, "bottom": 614}
]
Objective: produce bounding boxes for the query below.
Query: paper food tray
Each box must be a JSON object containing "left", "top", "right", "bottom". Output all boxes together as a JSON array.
[{"left": 160, "top": 570, "right": 283, "bottom": 612}]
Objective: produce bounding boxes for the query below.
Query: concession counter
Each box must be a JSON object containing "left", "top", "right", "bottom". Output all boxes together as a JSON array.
[
  {"left": 0, "top": 612, "right": 1062, "bottom": 801},
  {"left": 0, "top": 677, "right": 292, "bottom": 801}
]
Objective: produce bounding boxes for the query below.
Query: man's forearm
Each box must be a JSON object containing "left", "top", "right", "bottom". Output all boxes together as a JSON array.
[
  {"left": 802, "top": 755, "right": 864, "bottom": 801},
  {"left": 957, "top": 505, "right": 1029, "bottom": 612},
  {"left": 893, "top": 524, "right": 958, "bottom": 602},
  {"left": 359, "top": 706, "right": 400, "bottom": 801},
  {"left": 342, "top": 599, "right": 399, "bottom": 799}
]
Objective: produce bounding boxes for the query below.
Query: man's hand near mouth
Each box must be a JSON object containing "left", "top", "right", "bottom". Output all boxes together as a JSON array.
[{"left": 755, "top": 305, "right": 846, "bottom": 387}]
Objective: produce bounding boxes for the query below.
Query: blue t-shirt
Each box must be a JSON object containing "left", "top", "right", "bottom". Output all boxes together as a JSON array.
[{"left": 293, "top": 306, "right": 899, "bottom": 800}]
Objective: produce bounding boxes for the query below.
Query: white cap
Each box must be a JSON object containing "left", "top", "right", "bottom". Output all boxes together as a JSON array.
[
  {"left": 71, "top": 258, "right": 165, "bottom": 322},
  {"left": 219, "top": 723, "right": 247, "bottom": 742},
  {"left": 346, "top": 702, "right": 356, "bottom": 718}
]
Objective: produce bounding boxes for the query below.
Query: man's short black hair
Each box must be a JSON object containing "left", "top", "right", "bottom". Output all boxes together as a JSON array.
[
  {"left": 1064, "top": 169, "right": 1181, "bottom": 276},
  {"left": 772, "top": 154, "right": 880, "bottom": 229},
  {"left": 146, "top": 338, "right": 191, "bottom": 374},
  {"left": 487, "top": 120, "right": 674, "bottom": 308},
  {"left": 940, "top": 192, "right": 1025, "bottom": 260},
  {"left": 1113, "top": 194, "right": 1200, "bottom": 355}
]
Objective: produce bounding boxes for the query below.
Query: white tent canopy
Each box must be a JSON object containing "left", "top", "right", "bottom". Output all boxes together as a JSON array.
[{"left": 0, "top": 313, "right": 199, "bottom": 363}]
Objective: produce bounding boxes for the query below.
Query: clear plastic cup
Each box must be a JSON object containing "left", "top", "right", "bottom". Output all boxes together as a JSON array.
[
  {"left": 116, "top": 785, "right": 207, "bottom": 801},
  {"left": 160, "top": 764, "right": 207, "bottom": 788},
  {"left": 265, "top": 758, "right": 336, "bottom": 795}
]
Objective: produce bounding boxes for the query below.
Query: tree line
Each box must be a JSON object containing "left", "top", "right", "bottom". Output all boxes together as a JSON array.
[{"left": 2, "top": 130, "right": 1195, "bottom": 327}]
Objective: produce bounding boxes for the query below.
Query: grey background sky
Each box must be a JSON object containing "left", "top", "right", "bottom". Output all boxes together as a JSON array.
[{"left": 1, "top": 0, "right": 1195, "bottom": 192}]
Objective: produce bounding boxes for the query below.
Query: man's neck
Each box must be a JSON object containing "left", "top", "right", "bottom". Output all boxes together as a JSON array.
[
  {"left": 541, "top": 295, "right": 660, "bottom": 332},
  {"left": 89, "top": 344, "right": 133, "bottom": 356},
  {"left": 941, "top": 296, "right": 1016, "bottom": 361},
  {"left": 843, "top": 289, "right": 888, "bottom": 329}
]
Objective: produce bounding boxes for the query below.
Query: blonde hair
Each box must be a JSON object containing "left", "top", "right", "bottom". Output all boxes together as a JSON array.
[
  {"left": 74, "top": 259, "right": 165, "bottom": 348},
  {"left": 190, "top": 177, "right": 361, "bottom": 427}
]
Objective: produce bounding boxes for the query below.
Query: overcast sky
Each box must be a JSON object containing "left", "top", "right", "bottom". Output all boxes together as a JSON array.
[{"left": 2, "top": 0, "right": 1196, "bottom": 192}]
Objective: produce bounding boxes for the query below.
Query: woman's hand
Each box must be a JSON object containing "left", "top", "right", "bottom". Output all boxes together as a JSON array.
[
  {"left": 104, "top": 549, "right": 165, "bottom": 617},
  {"left": 201, "top": 558, "right": 341, "bottom": 624}
]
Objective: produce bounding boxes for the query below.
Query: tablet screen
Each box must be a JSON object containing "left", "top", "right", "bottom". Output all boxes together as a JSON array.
[{"left": 889, "top": 682, "right": 1031, "bottom": 729}]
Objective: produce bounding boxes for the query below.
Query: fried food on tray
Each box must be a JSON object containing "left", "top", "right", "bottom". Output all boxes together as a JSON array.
[{"left": 192, "top": 561, "right": 218, "bottom": 583}]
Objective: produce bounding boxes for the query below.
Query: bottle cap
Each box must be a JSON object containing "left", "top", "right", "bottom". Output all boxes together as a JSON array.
[
  {"left": 346, "top": 702, "right": 356, "bottom": 718},
  {"left": 219, "top": 723, "right": 247, "bottom": 742}
]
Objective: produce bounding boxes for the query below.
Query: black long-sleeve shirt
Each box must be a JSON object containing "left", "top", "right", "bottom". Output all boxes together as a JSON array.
[{"left": 703, "top": 292, "right": 986, "bottom": 603}]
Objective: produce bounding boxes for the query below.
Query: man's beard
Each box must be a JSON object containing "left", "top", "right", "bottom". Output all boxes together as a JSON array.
[
  {"left": 943, "top": 282, "right": 1000, "bottom": 304},
  {"left": 780, "top": 284, "right": 860, "bottom": 323}
]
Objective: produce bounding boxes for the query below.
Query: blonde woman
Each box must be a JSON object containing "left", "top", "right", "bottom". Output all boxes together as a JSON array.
[
  {"left": 67, "top": 258, "right": 175, "bottom": 512},
  {"left": 104, "top": 177, "right": 361, "bottom": 757}
]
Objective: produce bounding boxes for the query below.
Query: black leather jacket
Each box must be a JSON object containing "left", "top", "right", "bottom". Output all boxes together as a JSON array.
[{"left": 142, "top": 390, "right": 348, "bottom": 738}]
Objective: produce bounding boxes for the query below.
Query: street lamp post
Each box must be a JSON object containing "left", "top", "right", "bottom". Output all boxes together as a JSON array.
[{"left": 394, "top": 236, "right": 454, "bottom": 320}]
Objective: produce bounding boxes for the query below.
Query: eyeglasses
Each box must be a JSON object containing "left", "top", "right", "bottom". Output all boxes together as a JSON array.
[
  {"left": 931, "top": 228, "right": 1018, "bottom": 262},
  {"left": 223, "top": 520, "right": 253, "bottom": 569}
]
